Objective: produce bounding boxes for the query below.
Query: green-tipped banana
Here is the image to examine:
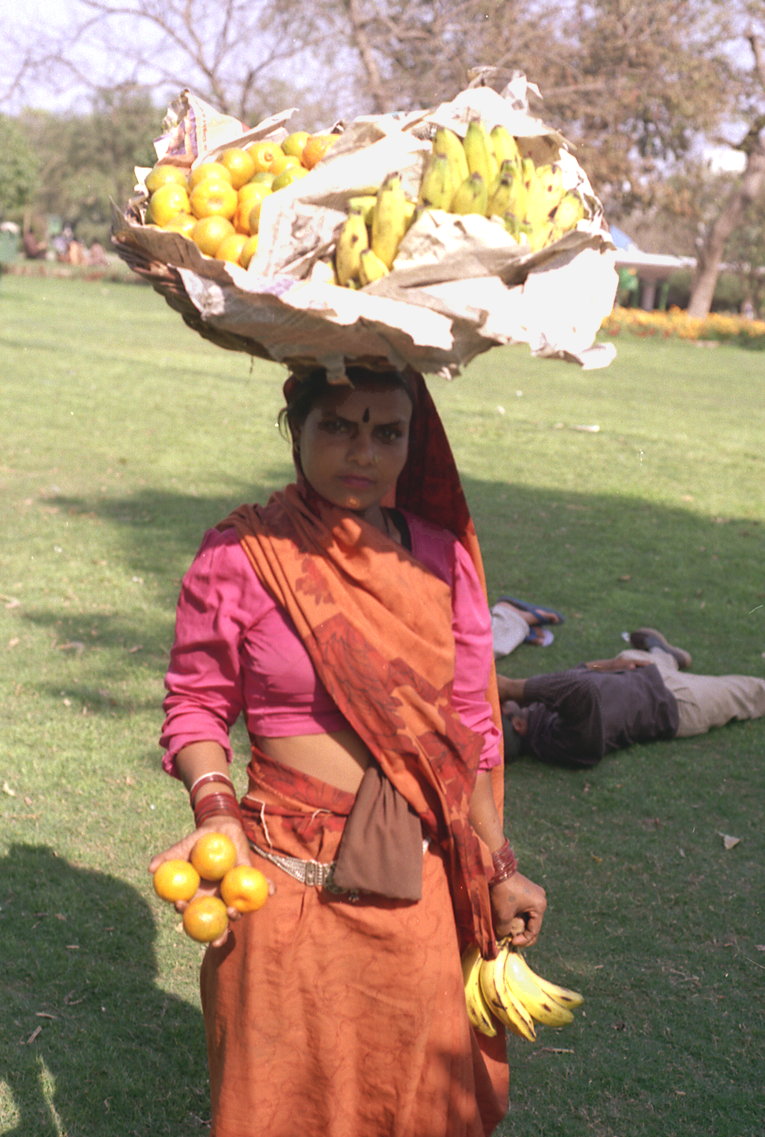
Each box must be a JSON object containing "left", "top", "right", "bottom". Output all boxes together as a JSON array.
[
  {"left": 334, "top": 211, "right": 369, "bottom": 287},
  {"left": 418, "top": 152, "right": 457, "bottom": 210},
  {"left": 525, "top": 163, "right": 566, "bottom": 228},
  {"left": 451, "top": 172, "right": 488, "bottom": 216},
  {"left": 486, "top": 173, "right": 516, "bottom": 218},
  {"left": 432, "top": 126, "right": 470, "bottom": 186},
  {"left": 347, "top": 194, "right": 378, "bottom": 226},
  {"left": 479, "top": 951, "right": 537, "bottom": 1041},
  {"left": 494, "top": 159, "right": 528, "bottom": 222},
  {"left": 358, "top": 247, "right": 390, "bottom": 286},
  {"left": 462, "top": 120, "right": 498, "bottom": 187},
  {"left": 490, "top": 124, "right": 521, "bottom": 171},
  {"left": 371, "top": 173, "right": 409, "bottom": 269},
  {"left": 462, "top": 945, "right": 498, "bottom": 1037},
  {"left": 503, "top": 213, "right": 533, "bottom": 243},
  {"left": 503, "top": 950, "right": 575, "bottom": 1027}
]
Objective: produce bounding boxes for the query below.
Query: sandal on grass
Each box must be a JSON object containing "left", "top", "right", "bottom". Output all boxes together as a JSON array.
[
  {"left": 496, "top": 596, "right": 566, "bottom": 627},
  {"left": 524, "top": 626, "right": 555, "bottom": 648}
]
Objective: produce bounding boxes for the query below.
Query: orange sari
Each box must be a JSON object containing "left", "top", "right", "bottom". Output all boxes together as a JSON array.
[{"left": 200, "top": 371, "right": 508, "bottom": 1136}]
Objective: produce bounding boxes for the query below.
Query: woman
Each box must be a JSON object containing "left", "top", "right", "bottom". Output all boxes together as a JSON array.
[{"left": 149, "top": 364, "right": 547, "bottom": 1137}]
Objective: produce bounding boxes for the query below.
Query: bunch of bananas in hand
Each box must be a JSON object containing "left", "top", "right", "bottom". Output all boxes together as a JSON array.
[
  {"left": 418, "top": 119, "right": 587, "bottom": 253},
  {"left": 462, "top": 939, "right": 584, "bottom": 1041}
]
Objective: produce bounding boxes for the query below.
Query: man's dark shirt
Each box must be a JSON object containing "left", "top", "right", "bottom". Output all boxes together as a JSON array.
[{"left": 521, "top": 663, "right": 679, "bottom": 767}]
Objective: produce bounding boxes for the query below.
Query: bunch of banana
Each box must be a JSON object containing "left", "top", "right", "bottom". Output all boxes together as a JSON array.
[
  {"left": 415, "top": 118, "right": 589, "bottom": 253},
  {"left": 333, "top": 173, "right": 417, "bottom": 288},
  {"left": 332, "top": 118, "right": 590, "bottom": 287},
  {"left": 462, "top": 939, "right": 584, "bottom": 1041}
]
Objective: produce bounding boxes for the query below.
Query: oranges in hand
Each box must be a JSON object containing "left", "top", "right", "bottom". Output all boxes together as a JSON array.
[
  {"left": 190, "top": 831, "right": 238, "bottom": 880},
  {"left": 182, "top": 896, "right": 230, "bottom": 943},
  {"left": 152, "top": 858, "right": 201, "bottom": 903},
  {"left": 220, "top": 865, "right": 270, "bottom": 912},
  {"left": 152, "top": 831, "right": 270, "bottom": 944}
]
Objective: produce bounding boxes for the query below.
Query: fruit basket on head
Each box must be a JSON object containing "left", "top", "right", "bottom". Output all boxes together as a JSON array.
[{"left": 112, "top": 74, "right": 618, "bottom": 383}]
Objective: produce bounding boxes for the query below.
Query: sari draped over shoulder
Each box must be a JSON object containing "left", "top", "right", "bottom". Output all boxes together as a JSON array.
[
  {"left": 200, "top": 370, "right": 509, "bottom": 1136},
  {"left": 217, "top": 372, "right": 501, "bottom": 957}
]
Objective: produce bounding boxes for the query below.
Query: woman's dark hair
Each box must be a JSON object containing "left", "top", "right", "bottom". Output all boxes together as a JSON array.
[{"left": 278, "top": 365, "right": 416, "bottom": 443}]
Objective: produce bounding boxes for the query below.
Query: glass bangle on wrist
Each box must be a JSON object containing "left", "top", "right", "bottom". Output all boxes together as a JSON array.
[
  {"left": 193, "top": 792, "right": 243, "bottom": 828},
  {"left": 490, "top": 838, "right": 518, "bottom": 886},
  {"left": 188, "top": 771, "right": 236, "bottom": 807}
]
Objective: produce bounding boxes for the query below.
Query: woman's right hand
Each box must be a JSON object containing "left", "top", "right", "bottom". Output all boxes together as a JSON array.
[{"left": 148, "top": 817, "right": 257, "bottom": 945}]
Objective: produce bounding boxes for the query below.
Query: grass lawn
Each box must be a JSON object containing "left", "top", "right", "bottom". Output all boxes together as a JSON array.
[{"left": 1, "top": 274, "right": 763, "bottom": 1137}]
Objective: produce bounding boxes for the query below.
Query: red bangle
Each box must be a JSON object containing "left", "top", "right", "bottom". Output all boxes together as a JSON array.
[
  {"left": 490, "top": 838, "right": 518, "bottom": 885},
  {"left": 193, "top": 792, "right": 242, "bottom": 828},
  {"left": 189, "top": 772, "right": 236, "bottom": 808}
]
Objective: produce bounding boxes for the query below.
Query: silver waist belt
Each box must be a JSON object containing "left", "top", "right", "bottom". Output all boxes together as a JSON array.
[{"left": 249, "top": 841, "right": 339, "bottom": 890}]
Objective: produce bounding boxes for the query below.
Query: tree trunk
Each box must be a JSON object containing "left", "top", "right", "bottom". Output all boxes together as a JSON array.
[
  {"left": 688, "top": 33, "right": 765, "bottom": 319},
  {"left": 344, "top": 0, "right": 395, "bottom": 114},
  {"left": 688, "top": 138, "right": 765, "bottom": 318}
]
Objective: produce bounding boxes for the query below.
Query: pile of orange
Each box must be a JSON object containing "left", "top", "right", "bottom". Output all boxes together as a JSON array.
[
  {"left": 143, "top": 130, "right": 339, "bottom": 269},
  {"left": 153, "top": 831, "right": 269, "bottom": 943}
]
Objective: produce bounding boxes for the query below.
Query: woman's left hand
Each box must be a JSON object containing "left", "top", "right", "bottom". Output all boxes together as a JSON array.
[{"left": 489, "top": 871, "right": 547, "bottom": 947}]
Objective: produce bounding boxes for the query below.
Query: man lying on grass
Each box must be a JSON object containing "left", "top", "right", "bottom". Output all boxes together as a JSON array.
[{"left": 498, "top": 627, "right": 765, "bottom": 767}]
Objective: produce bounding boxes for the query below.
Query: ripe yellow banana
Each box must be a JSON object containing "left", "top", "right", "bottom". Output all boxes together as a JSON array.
[
  {"left": 502, "top": 950, "right": 575, "bottom": 1027},
  {"left": 432, "top": 126, "right": 470, "bottom": 186},
  {"left": 525, "top": 163, "right": 566, "bottom": 228},
  {"left": 358, "top": 247, "right": 390, "bottom": 286},
  {"left": 527, "top": 220, "right": 557, "bottom": 252},
  {"left": 451, "top": 172, "right": 488, "bottom": 216},
  {"left": 490, "top": 124, "right": 521, "bottom": 171},
  {"left": 551, "top": 191, "right": 586, "bottom": 234},
  {"left": 371, "top": 173, "right": 409, "bottom": 269},
  {"left": 418, "top": 152, "right": 458, "bottom": 210},
  {"left": 334, "top": 210, "right": 369, "bottom": 287},
  {"left": 461, "top": 944, "right": 498, "bottom": 1037},
  {"left": 522, "top": 958, "right": 584, "bottom": 1010},
  {"left": 479, "top": 951, "right": 537, "bottom": 1041},
  {"left": 462, "top": 120, "right": 498, "bottom": 187}
]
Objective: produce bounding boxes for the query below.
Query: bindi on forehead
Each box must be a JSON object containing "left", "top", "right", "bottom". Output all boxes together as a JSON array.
[{"left": 362, "top": 407, "right": 370, "bottom": 423}]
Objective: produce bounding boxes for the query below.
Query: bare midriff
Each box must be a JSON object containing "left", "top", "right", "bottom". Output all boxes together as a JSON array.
[{"left": 257, "top": 727, "right": 373, "bottom": 794}]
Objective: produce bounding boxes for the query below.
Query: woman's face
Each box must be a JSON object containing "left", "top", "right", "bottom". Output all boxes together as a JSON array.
[{"left": 296, "top": 383, "right": 412, "bottom": 518}]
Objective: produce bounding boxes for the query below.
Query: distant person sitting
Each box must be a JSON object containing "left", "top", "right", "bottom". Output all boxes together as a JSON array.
[
  {"left": 491, "top": 595, "right": 565, "bottom": 653},
  {"left": 22, "top": 229, "right": 48, "bottom": 260},
  {"left": 87, "top": 240, "right": 109, "bottom": 266},
  {"left": 498, "top": 628, "right": 765, "bottom": 767}
]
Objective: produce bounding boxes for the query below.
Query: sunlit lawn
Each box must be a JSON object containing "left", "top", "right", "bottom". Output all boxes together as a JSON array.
[{"left": 1, "top": 274, "right": 763, "bottom": 1137}]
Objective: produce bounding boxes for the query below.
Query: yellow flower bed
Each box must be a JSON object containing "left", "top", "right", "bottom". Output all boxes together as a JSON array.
[{"left": 601, "top": 306, "right": 765, "bottom": 344}]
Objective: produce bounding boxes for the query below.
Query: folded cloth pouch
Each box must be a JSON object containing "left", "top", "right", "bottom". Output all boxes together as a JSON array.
[{"left": 332, "top": 761, "right": 424, "bottom": 900}]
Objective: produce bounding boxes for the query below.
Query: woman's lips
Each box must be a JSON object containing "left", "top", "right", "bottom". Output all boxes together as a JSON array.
[{"left": 338, "top": 474, "right": 375, "bottom": 488}]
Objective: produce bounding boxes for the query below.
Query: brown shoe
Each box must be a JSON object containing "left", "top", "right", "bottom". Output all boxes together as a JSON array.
[{"left": 629, "top": 628, "right": 692, "bottom": 670}]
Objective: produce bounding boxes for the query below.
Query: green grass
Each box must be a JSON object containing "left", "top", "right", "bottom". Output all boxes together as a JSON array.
[{"left": 1, "top": 275, "right": 763, "bottom": 1137}]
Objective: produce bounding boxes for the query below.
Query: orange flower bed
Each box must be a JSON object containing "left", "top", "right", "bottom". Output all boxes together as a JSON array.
[{"left": 601, "top": 306, "right": 765, "bottom": 346}]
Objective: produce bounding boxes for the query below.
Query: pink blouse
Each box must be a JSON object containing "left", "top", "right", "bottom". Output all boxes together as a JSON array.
[{"left": 160, "top": 511, "right": 501, "bottom": 776}]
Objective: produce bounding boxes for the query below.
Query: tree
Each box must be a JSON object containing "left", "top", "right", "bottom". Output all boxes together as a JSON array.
[
  {"left": 331, "top": 0, "right": 566, "bottom": 117},
  {"left": 0, "top": 114, "right": 38, "bottom": 218},
  {"left": 4, "top": 0, "right": 341, "bottom": 128},
  {"left": 21, "top": 86, "right": 159, "bottom": 244},
  {"left": 688, "top": 30, "right": 765, "bottom": 317}
]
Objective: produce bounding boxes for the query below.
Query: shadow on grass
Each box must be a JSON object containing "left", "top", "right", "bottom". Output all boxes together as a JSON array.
[
  {"left": 22, "top": 474, "right": 763, "bottom": 684},
  {"left": 1, "top": 844, "right": 208, "bottom": 1136}
]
